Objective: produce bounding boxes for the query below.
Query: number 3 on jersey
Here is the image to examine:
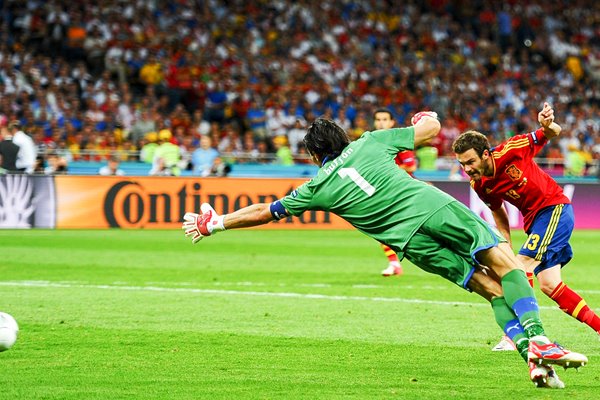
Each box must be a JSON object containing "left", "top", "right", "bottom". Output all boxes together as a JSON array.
[
  {"left": 523, "top": 234, "right": 540, "bottom": 250},
  {"left": 338, "top": 167, "right": 376, "bottom": 196}
]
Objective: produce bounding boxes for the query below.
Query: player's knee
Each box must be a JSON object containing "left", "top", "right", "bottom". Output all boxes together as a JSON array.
[
  {"left": 538, "top": 279, "right": 558, "bottom": 296},
  {"left": 536, "top": 265, "right": 562, "bottom": 296}
]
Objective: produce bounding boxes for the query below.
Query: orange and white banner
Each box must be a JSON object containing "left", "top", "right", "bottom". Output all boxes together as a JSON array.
[
  {"left": 3, "top": 175, "right": 599, "bottom": 230},
  {"left": 54, "top": 176, "right": 352, "bottom": 229}
]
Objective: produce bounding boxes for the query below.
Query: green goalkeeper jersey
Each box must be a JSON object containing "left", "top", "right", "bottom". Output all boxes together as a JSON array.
[{"left": 280, "top": 127, "right": 457, "bottom": 257}]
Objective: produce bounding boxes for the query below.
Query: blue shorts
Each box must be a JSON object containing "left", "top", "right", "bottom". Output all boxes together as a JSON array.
[{"left": 518, "top": 204, "right": 574, "bottom": 275}]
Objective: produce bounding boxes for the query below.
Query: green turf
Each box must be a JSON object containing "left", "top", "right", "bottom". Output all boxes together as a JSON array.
[{"left": 1, "top": 229, "right": 599, "bottom": 399}]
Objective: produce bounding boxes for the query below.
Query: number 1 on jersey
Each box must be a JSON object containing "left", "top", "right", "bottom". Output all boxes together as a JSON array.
[{"left": 338, "top": 167, "right": 376, "bottom": 196}]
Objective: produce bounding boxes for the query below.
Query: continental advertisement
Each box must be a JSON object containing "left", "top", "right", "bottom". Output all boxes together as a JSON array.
[
  {"left": 0, "top": 174, "right": 599, "bottom": 229},
  {"left": 54, "top": 176, "right": 351, "bottom": 229}
]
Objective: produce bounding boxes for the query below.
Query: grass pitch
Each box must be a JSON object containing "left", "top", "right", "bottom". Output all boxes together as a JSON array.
[{"left": 1, "top": 229, "right": 599, "bottom": 399}]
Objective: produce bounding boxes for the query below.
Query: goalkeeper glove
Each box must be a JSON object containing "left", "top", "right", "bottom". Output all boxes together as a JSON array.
[
  {"left": 411, "top": 111, "right": 438, "bottom": 126},
  {"left": 182, "top": 203, "right": 225, "bottom": 244}
]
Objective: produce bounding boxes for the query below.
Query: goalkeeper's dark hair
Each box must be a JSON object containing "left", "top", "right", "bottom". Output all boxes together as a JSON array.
[
  {"left": 373, "top": 108, "right": 394, "bottom": 120},
  {"left": 303, "top": 118, "right": 350, "bottom": 161},
  {"left": 452, "top": 130, "right": 491, "bottom": 157}
]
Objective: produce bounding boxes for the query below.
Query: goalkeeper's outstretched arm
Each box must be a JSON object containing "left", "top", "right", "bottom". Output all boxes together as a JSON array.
[
  {"left": 182, "top": 202, "right": 284, "bottom": 243},
  {"left": 222, "top": 203, "right": 274, "bottom": 229}
]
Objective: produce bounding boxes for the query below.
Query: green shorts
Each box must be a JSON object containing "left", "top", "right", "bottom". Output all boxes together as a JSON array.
[{"left": 403, "top": 201, "right": 505, "bottom": 290}]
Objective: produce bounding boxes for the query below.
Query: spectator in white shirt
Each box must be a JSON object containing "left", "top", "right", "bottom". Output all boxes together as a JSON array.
[
  {"left": 99, "top": 157, "right": 125, "bottom": 176},
  {"left": 9, "top": 122, "right": 37, "bottom": 174}
]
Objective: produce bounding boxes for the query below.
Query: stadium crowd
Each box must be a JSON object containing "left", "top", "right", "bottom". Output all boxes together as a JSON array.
[{"left": 0, "top": 0, "right": 598, "bottom": 177}]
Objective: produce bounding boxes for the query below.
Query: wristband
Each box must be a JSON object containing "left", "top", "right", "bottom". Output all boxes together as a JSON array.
[{"left": 212, "top": 215, "right": 226, "bottom": 233}]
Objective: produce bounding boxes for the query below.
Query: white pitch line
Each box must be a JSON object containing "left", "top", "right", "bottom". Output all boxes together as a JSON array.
[
  {"left": 0, "top": 280, "right": 585, "bottom": 311},
  {"left": 146, "top": 281, "right": 452, "bottom": 290}
]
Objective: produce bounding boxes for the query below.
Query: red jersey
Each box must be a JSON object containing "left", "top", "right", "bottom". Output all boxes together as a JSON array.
[
  {"left": 471, "top": 129, "right": 570, "bottom": 232},
  {"left": 394, "top": 150, "right": 416, "bottom": 177}
]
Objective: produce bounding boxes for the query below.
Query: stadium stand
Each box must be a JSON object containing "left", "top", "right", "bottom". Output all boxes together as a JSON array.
[{"left": 0, "top": 0, "right": 598, "bottom": 177}]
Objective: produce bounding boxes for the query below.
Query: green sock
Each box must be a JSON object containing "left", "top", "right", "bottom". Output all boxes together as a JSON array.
[
  {"left": 491, "top": 296, "right": 529, "bottom": 362},
  {"left": 501, "top": 269, "right": 545, "bottom": 339}
]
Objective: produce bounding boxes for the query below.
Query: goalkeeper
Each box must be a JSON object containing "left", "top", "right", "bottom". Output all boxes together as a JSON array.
[{"left": 182, "top": 113, "right": 587, "bottom": 389}]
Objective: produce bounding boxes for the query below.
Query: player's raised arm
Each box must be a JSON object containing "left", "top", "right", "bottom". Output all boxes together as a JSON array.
[
  {"left": 412, "top": 111, "right": 441, "bottom": 147},
  {"left": 538, "top": 102, "right": 562, "bottom": 139}
]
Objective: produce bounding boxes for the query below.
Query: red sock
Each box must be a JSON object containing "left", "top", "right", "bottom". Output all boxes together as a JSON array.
[
  {"left": 381, "top": 244, "right": 399, "bottom": 264},
  {"left": 550, "top": 282, "right": 600, "bottom": 333},
  {"left": 526, "top": 271, "right": 534, "bottom": 288}
]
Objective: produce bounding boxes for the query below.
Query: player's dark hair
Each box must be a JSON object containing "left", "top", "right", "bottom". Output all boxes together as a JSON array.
[
  {"left": 452, "top": 130, "right": 490, "bottom": 157},
  {"left": 373, "top": 108, "right": 394, "bottom": 120},
  {"left": 303, "top": 118, "right": 350, "bottom": 162}
]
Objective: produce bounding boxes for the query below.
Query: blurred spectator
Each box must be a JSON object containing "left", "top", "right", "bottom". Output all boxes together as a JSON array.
[
  {"left": 439, "top": 119, "right": 460, "bottom": 156},
  {"left": 0, "top": 125, "right": 19, "bottom": 173},
  {"left": 139, "top": 55, "right": 164, "bottom": 88},
  {"left": 44, "top": 152, "right": 68, "bottom": 175},
  {"left": 288, "top": 119, "right": 307, "bottom": 155},
  {"left": 564, "top": 144, "right": 586, "bottom": 176},
  {"left": 149, "top": 157, "right": 174, "bottom": 176},
  {"left": 254, "top": 140, "right": 272, "bottom": 164},
  {"left": 273, "top": 136, "right": 294, "bottom": 166},
  {"left": 83, "top": 26, "right": 107, "bottom": 76},
  {"left": 105, "top": 40, "right": 128, "bottom": 85},
  {"left": 10, "top": 121, "right": 37, "bottom": 174},
  {"left": 334, "top": 108, "right": 352, "bottom": 133},
  {"left": 150, "top": 129, "right": 181, "bottom": 176},
  {"left": 140, "top": 132, "right": 159, "bottom": 164},
  {"left": 64, "top": 12, "right": 86, "bottom": 62},
  {"left": 349, "top": 112, "right": 369, "bottom": 140},
  {"left": 246, "top": 99, "right": 268, "bottom": 141},
  {"left": 203, "top": 82, "right": 228, "bottom": 124},
  {"left": 178, "top": 135, "right": 195, "bottom": 172},
  {"left": 99, "top": 156, "right": 125, "bottom": 176},
  {"left": 33, "top": 155, "right": 45, "bottom": 174},
  {"left": 591, "top": 136, "right": 600, "bottom": 163},
  {"left": 217, "top": 123, "right": 243, "bottom": 153},
  {"left": 267, "top": 106, "right": 292, "bottom": 138},
  {"left": 558, "top": 130, "right": 581, "bottom": 157},
  {"left": 416, "top": 146, "right": 439, "bottom": 171},
  {"left": 130, "top": 109, "right": 157, "bottom": 146},
  {"left": 54, "top": 137, "right": 73, "bottom": 163},
  {"left": 192, "top": 135, "right": 219, "bottom": 176},
  {"left": 210, "top": 156, "right": 231, "bottom": 177},
  {"left": 240, "top": 131, "right": 259, "bottom": 163}
]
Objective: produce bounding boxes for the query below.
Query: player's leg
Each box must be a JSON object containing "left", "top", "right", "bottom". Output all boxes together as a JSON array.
[
  {"left": 539, "top": 266, "right": 600, "bottom": 335},
  {"left": 475, "top": 238, "right": 588, "bottom": 367},
  {"left": 405, "top": 232, "right": 564, "bottom": 387},
  {"left": 404, "top": 216, "right": 529, "bottom": 353},
  {"left": 420, "top": 202, "right": 587, "bottom": 368},
  {"left": 519, "top": 204, "right": 600, "bottom": 335},
  {"left": 477, "top": 245, "right": 547, "bottom": 337},
  {"left": 418, "top": 202, "right": 546, "bottom": 339},
  {"left": 468, "top": 271, "right": 564, "bottom": 388},
  {"left": 472, "top": 267, "right": 517, "bottom": 351},
  {"left": 404, "top": 231, "right": 528, "bottom": 358},
  {"left": 380, "top": 244, "right": 403, "bottom": 276}
]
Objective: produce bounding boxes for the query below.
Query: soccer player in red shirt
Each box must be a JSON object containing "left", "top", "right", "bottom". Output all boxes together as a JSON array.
[
  {"left": 452, "top": 102, "right": 600, "bottom": 351},
  {"left": 373, "top": 108, "right": 417, "bottom": 276}
]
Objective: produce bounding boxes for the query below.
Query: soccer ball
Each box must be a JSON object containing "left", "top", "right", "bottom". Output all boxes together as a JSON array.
[{"left": 0, "top": 312, "right": 19, "bottom": 352}]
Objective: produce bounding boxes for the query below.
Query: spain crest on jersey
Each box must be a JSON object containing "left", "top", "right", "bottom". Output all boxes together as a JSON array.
[{"left": 505, "top": 164, "right": 522, "bottom": 181}]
